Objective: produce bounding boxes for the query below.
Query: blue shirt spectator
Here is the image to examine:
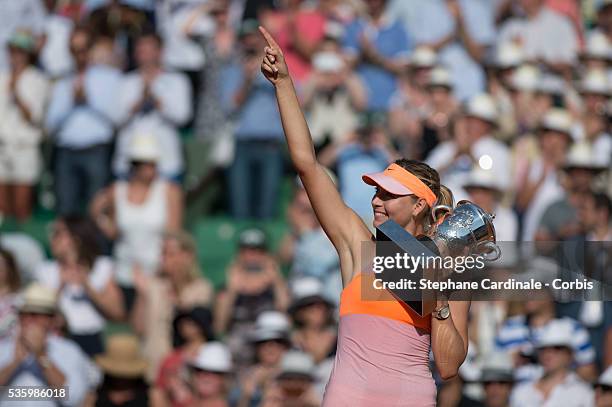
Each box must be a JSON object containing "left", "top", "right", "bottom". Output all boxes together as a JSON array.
[{"left": 342, "top": 16, "right": 411, "bottom": 112}]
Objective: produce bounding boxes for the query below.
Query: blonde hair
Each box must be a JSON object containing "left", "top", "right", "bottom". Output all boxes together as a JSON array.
[
  {"left": 164, "top": 230, "right": 201, "bottom": 280},
  {"left": 393, "top": 159, "right": 454, "bottom": 226}
]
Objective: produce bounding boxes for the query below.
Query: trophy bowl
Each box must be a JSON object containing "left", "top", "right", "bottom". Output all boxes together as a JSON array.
[{"left": 430, "top": 200, "right": 501, "bottom": 261}]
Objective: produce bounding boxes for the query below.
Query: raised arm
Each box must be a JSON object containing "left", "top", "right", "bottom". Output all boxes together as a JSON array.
[{"left": 259, "top": 27, "right": 369, "bottom": 283}]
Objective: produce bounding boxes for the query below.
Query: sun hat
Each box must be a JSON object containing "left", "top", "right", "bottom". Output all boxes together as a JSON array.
[
  {"left": 128, "top": 133, "right": 160, "bottom": 162},
  {"left": 313, "top": 52, "right": 344, "bottom": 73},
  {"left": 536, "top": 319, "right": 574, "bottom": 350},
  {"left": 578, "top": 69, "right": 610, "bottom": 96},
  {"left": 288, "top": 277, "right": 335, "bottom": 314},
  {"left": 462, "top": 168, "right": 502, "bottom": 193},
  {"left": 410, "top": 46, "right": 437, "bottom": 68},
  {"left": 598, "top": 366, "right": 612, "bottom": 387},
  {"left": 480, "top": 352, "right": 514, "bottom": 383},
  {"left": 8, "top": 30, "right": 36, "bottom": 54},
  {"left": 494, "top": 42, "right": 524, "bottom": 69},
  {"left": 18, "top": 283, "right": 57, "bottom": 315},
  {"left": 535, "top": 73, "right": 565, "bottom": 96},
  {"left": 238, "top": 227, "right": 268, "bottom": 250},
  {"left": 427, "top": 66, "right": 453, "bottom": 89},
  {"left": 190, "top": 341, "right": 233, "bottom": 373},
  {"left": 277, "top": 351, "right": 316, "bottom": 381},
  {"left": 509, "top": 64, "right": 541, "bottom": 92},
  {"left": 362, "top": 163, "right": 437, "bottom": 205},
  {"left": 563, "top": 143, "right": 608, "bottom": 172},
  {"left": 95, "top": 334, "right": 148, "bottom": 378},
  {"left": 249, "top": 311, "right": 291, "bottom": 344},
  {"left": 581, "top": 32, "right": 611, "bottom": 61},
  {"left": 464, "top": 93, "right": 498, "bottom": 124},
  {"left": 538, "top": 108, "right": 574, "bottom": 138}
]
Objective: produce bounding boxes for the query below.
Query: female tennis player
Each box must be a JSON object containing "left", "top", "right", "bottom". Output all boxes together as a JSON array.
[{"left": 258, "top": 27, "right": 470, "bottom": 406}]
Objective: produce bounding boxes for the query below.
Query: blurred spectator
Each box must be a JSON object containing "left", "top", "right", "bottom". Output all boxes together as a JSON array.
[
  {"left": 279, "top": 178, "right": 339, "bottom": 284},
  {"left": 221, "top": 21, "right": 285, "bottom": 219},
  {"left": 114, "top": 31, "right": 191, "bottom": 181},
  {"left": 0, "top": 248, "right": 19, "bottom": 340},
  {"left": 595, "top": 366, "right": 612, "bottom": 407},
  {"left": 35, "top": 216, "right": 124, "bottom": 357},
  {"left": 0, "top": 232, "right": 45, "bottom": 283},
  {"left": 215, "top": 228, "right": 290, "bottom": 353},
  {"left": 39, "top": 0, "right": 74, "bottom": 79},
  {"left": 236, "top": 311, "right": 292, "bottom": 406},
  {"left": 427, "top": 93, "right": 511, "bottom": 200},
  {"left": 479, "top": 352, "right": 515, "bottom": 407},
  {"left": 498, "top": 0, "right": 579, "bottom": 75},
  {"left": 0, "top": 0, "right": 46, "bottom": 70},
  {"left": 179, "top": 341, "right": 234, "bottom": 407},
  {"left": 516, "top": 108, "right": 574, "bottom": 242},
  {"left": 496, "top": 292, "right": 597, "bottom": 382},
  {"left": 131, "top": 230, "right": 213, "bottom": 382},
  {"left": 90, "top": 134, "right": 183, "bottom": 308},
  {"left": 0, "top": 283, "right": 94, "bottom": 406},
  {"left": 46, "top": 26, "right": 122, "bottom": 216},
  {"left": 264, "top": 0, "right": 329, "bottom": 85},
  {"left": 388, "top": 0, "right": 496, "bottom": 101},
  {"left": 271, "top": 351, "right": 320, "bottom": 407},
  {"left": 153, "top": 306, "right": 214, "bottom": 407},
  {"left": 580, "top": 32, "right": 611, "bottom": 74},
  {"left": 321, "top": 113, "right": 394, "bottom": 224},
  {"left": 302, "top": 34, "right": 366, "bottom": 150},
  {"left": 93, "top": 334, "right": 150, "bottom": 407},
  {"left": 510, "top": 319, "right": 594, "bottom": 407},
  {"left": 0, "top": 29, "right": 50, "bottom": 221},
  {"left": 342, "top": 0, "right": 411, "bottom": 113}
]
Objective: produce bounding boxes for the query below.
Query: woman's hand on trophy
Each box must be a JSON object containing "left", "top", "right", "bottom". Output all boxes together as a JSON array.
[{"left": 259, "top": 26, "right": 289, "bottom": 85}]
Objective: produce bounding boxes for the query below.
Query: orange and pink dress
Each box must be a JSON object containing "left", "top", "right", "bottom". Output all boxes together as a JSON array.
[{"left": 322, "top": 272, "right": 436, "bottom": 406}]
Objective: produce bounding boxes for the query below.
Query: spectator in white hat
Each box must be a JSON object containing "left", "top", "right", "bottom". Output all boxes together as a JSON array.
[
  {"left": 301, "top": 35, "right": 366, "bottom": 149},
  {"left": 580, "top": 31, "right": 611, "bottom": 73},
  {"left": 479, "top": 352, "right": 515, "bottom": 407},
  {"left": 510, "top": 319, "right": 595, "bottom": 407},
  {"left": 237, "top": 311, "right": 292, "bottom": 407},
  {"left": 420, "top": 67, "right": 459, "bottom": 153},
  {"left": 272, "top": 351, "right": 320, "bottom": 407},
  {"left": 516, "top": 108, "right": 574, "bottom": 242},
  {"left": 177, "top": 342, "right": 233, "bottom": 407},
  {"left": 0, "top": 283, "right": 96, "bottom": 407},
  {"left": 595, "top": 366, "right": 612, "bottom": 407},
  {"left": 427, "top": 93, "right": 511, "bottom": 196},
  {"left": 90, "top": 133, "right": 183, "bottom": 313}
]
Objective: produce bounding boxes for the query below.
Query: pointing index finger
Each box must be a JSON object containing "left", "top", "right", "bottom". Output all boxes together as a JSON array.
[{"left": 259, "top": 26, "right": 280, "bottom": 50}]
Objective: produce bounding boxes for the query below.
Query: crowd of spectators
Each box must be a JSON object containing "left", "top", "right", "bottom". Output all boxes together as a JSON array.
[{"left": 0, "top": 0, "right": 611, "bottom": 406}]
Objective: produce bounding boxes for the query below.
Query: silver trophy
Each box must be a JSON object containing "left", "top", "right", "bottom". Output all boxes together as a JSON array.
[{"left": 430, "top": 200, "right": 501, "bottom": 261}]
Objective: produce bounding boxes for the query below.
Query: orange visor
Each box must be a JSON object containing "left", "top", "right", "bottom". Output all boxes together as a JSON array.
[{"left": 362, "top": 163, "right": 437, "bottom": 207}]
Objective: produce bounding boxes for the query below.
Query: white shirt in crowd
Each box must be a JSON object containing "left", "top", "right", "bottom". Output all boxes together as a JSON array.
[
  {"left": 520, "top": 160, "right": 565, "bottom": 242},
  {"left": 498, "top": 6, "right": 579, "bottom": 64},
  {"left": 35, "top": 257, "right": 114, "bottom": 335},
  {"left": 510, "top": 371, "right": 594, "bottom": 407},
  {"left": 113, "top": 179, "right": 168, "bottom": 287},
  {"left": 114, "top": 70, "right": 192, "bottom": 178},
  {"left": 426, "top": 135, "right": 511, "bottom": 193},
  {"left": 40, "top": 13, "right": 74, "bottom": 79}
]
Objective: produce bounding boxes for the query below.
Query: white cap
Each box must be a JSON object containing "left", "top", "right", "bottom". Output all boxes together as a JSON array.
[
  {"left": 510, "top": 64, "right": 541, "bottom": 92},
  {"left": 582, "top": 32, "right": 611, "bottom": 61},
  {"left": 480, "top": 351, "right": 514, "bottom": 382},
  {"left": 578, "top": 69, "right": 610, "bottom": 96},
  {"left": 564, "top": 143, "right": 608, "bottom": 170},
  {"left": 495, "top": 42, "right": 524, "bottom": 68},
  {"left": 465, "top": 93, "right": 498, "bottom": 124},
  {"left": 313, "top": 51, "right": 344, "bottom": 73},
  {"left": 462, "top": 168, "right": 502, "bottom": 192},
  {"left": 539, "top": 108, "right": 574, "bottom": 136},
  {"left": 410, "top": 46, "right": 437, "bottom": 68},
  {"left": 427, "top": 66, "right": 452, "bottom": 88},
  {"left": 128, "top": 133, "right": 160, "bottom": 162},
  {"left": 191, "top": 341, "right": 233, "bottom": 373},
  {"left": 249, "top": 311, "right": 291, "bottom": 343},
  {"left": 18, "top": 283, "right": 57, "bottom": 315},
  {"left": 536, "top": 319, "right": 574, "bottom": 349},
  {"left": 536, "top": 74, "right": 566, "bottom": 95},
  {"left": 278, "top": 351, "right": 315, "bottom": 380},
  {"left": 324, "top": 21, "right": 345, "bottom": 40},
  {"left": 598, "top": 366, "right": 612, "bottom": 386}
]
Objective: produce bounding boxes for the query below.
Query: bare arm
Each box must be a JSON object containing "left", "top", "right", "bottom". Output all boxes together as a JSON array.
[
  {"left": 166, "top": 183, "right": 184, "bottom": 231},
  {"left": 90, "top": 185, "right": 119, "bottom": 239},
  {"left": 84, "top": 278, "right": 125, "bottom": 321},
  {"left": 259, "top": 26, "right": 369, "bottom": 284},
  {"left": 431, "top": 297, "right": 471, "bottom": 380}
]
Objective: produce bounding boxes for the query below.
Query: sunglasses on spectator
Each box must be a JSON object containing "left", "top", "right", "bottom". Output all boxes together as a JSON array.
[
  {"left": 190, "top": 366, "right": 226, "bottom": 375},
  {"left": 595, "top": 384, "right": 612, "bottom": 392},
  {"left": 539, "top": 345, "right": 570, "bottom": 351}
]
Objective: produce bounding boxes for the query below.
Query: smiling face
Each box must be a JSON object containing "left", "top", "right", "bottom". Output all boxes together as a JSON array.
[{"left": 371, "top": 187, "right": 427, "bottom": 234}]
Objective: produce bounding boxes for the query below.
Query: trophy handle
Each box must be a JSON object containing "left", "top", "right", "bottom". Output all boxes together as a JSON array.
[
  {"left": 431, "top": 205, "right": 453, "bottom": 223},
  {"left": 477, "top": 241, "right": 501, "bottom": 261}
]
